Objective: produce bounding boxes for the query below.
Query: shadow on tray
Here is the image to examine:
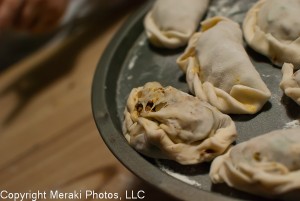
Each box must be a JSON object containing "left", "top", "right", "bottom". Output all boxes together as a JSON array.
[
  {"left": 148, "top": 42, "right": 186, "bottom": 57},
  {"left": 281, "top": 95, "right": 300, "bottom": 119},
  {"left": 211, "top": 183, "right": 275, "bottom": 201}
]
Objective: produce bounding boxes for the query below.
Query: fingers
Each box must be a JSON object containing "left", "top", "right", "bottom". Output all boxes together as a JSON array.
[
  {"left": 0, "top": 0, "right": 69, "bottom": 33},
  {"left": 0, "top": 0, "right": 23, "bottom": 30},
  {"left": 16, "top": 0, "right": 69, "bottom": 33},
  {"left": 31, "top": 0, "right": 69, "bottom": 33},
  {"left": 16, "top": 0, "right": 42, "bottom": 30}
]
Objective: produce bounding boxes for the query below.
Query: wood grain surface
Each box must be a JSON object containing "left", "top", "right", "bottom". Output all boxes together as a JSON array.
[{"left": 0, "top": 2, "right": 176, "bottom": 200}]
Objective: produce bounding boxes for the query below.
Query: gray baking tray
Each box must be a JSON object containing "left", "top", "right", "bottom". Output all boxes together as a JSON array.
[{"left": 92, "top": 0, "right": 300, "bottom": 200}]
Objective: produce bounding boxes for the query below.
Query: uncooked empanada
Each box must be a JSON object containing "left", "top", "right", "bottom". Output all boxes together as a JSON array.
[
  {"left": 123, "top": 82, "right": 236, "bottom": 165},
  {"left": 177, "top": 16, "right": 271, "bottom": 114},
  {"left": 243, "top": 0, "right": 300, "bottom": 68},
  {"left": 210, "top": 128, "right": 300, "bottom": 200},
  {"left": 280, "top": 63, "right": 300, "bottom": 105},
  {"left": 144, "top": 0, "right": 209, "bottom": 49}
]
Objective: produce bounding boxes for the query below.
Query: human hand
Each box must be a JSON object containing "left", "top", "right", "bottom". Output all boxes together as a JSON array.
[{"left": 0, "top": 0, "right": 69, "bottom": 33}]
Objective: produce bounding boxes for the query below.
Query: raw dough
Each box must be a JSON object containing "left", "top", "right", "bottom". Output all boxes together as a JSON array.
[
  {"left": 123, "top": 82, "right": 236, "bottom": 165},
  {"left": 144, "top": 0, "right": 209, "bottom": 49},
  {"left": 280, "top": 63, "right": 300, "bottom": 105},
  {"left": 177, "top": 16, "right": 271, "bottom": 114},
  {"left": 243, "top": 0, "right": 300, "bottom": 68},
  {"left": 210, "top": 127, "right": 300, "bottom": 200}
]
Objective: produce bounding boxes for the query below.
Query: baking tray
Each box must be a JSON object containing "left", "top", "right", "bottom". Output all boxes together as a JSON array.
[{"left": 92, "top": 0, "right": 300, "bottom": 200}]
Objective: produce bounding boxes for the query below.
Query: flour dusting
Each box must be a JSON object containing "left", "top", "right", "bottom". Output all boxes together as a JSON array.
[
  {"left": 156, "top": 160, "right": 202, "bottom": 188},
  {"left": 207, "top": 0, "right": 257, "bottom": 24},
  {"left": 128, "top": 55, "right": 138, "bottom": 70},
  {"left": 127, "top": 75, "right": 133, "bottom": 80},
  {"left": 261, "top": 74, "right": 271, "bottom": 78},
  {"left": 138, "top": 39, "right": 145, "bottom": 46},
  {"left": 283, "top": 120, "right": 300, "bottom": 129}
]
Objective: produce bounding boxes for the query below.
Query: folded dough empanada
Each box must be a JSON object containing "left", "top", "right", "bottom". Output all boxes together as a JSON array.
[
  {"left": 210, "top": 128, "right": 300, "bottom": 199},
  {"left": 123, "top": 82, "right": 236, "bottom": 165},
  {"left": 177, "top": 16, "right": 271, "bottom": 114},
  {"left": 243, "top": 0, "right": 300, "bottom": 68},
  {"left": 144, "top": 0, "right": 209, "bottom": 49},
  {"left": 280, "top": 63, "right": 300, "bottom": 105}
]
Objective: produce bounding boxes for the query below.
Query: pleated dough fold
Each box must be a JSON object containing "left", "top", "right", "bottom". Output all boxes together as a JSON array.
[
  {"left": 123, "top": 82, "right": 236, "bottom": 165},
  {"left": 243, "top": 0, "right": 300, "bottom": 68},
  {"left": 210, "top": 128, "right": 300, "bottom": 200},
  {"left": 280, "top": 63, "right": 300, "bottom": 105},
  {"left": 144, "top": 0, "right": 209, "bottom": 49},
  {"left": 177, "top": 16, "right": 271, "bottom": 114}
]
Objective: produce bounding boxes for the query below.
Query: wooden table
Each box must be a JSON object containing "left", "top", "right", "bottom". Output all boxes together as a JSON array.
[{"left": 0, "top": 2, "right": 175, "bottom": 200}]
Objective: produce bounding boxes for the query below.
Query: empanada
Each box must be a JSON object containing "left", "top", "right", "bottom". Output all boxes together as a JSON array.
[
  {"left": 123, "top": 82, "right": 236, "bottom": 165},
  {"left": 280, "top": 63, "right": 300, "bottom": 105},
  {"left": 177, "top": 16, "right": 271, "bottom": 114},
  {"left": 144, "top": 0, "right": 209, "bottom": 49},
  {"left": 210, "top": 128, "right": 300, "bottom": 200},
  {"left": 243, "top": 0, "right": 300, "bottom": 68}
]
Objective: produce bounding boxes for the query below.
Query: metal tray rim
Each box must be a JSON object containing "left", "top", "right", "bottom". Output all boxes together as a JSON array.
[{"left": 92, "top": 1, "right": 243, "bottom": 201}]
